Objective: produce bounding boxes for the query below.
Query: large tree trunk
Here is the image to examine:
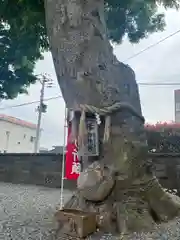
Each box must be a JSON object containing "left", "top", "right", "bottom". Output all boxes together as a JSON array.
[{"left": 44, "top": 0, "right": 180, "bottom": 237}]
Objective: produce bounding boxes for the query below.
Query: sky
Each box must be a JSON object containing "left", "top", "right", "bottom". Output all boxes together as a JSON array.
[{"left": 1, "top": 8, "right": 180, "bottom": 149}]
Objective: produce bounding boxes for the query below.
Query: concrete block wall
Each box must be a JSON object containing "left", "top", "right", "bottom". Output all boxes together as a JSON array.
[
  {"left": 0, "top": 152, "right": 180, "bottom": 192},
  {"left": 0, "top": 153, "right": 76, "bottom": 189}
]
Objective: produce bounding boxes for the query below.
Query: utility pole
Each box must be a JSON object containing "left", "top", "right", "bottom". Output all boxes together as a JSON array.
[
  {"left": 34, "top": 76, "right": 45, "bottom": 153},
  {"left": 34, "top": 74, "right": 53, "bottom": 153}
]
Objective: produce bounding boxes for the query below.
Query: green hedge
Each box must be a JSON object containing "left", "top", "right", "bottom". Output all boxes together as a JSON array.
[{"left": 145, "top": 123, "right": 180, "bottom": 153}]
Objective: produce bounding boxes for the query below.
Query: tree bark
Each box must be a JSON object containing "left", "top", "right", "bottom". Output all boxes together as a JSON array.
[{"left": 44, "top": 0, "right": 180, "bottom": 236}]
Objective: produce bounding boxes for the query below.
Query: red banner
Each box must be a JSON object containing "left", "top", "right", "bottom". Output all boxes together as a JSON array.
[{"left": 65, "top": 124, "right": 80, "bottom": 180}]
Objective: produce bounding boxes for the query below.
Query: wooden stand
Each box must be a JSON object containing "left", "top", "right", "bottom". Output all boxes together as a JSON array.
[{"left": 55, "top": 208, "right": 97, "bottom": 238}]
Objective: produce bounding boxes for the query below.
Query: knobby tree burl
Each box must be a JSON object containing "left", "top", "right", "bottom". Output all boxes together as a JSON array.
[{"left": 44, "top": 0, "right": 180, "bottom": 236}]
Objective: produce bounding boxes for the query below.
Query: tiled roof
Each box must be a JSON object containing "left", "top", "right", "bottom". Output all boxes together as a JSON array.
[{"left": 0, "top": 114, "right": 37, "bottom": 129}]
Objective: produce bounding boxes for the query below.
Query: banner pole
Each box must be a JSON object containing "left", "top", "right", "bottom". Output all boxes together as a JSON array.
[{"left": 60, "top": 105, "right": 67, "bottom": 209}]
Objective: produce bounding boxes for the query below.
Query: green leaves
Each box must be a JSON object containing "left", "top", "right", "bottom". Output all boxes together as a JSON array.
[
  {"left": 0, "top": 0, "right": 48, "bottom": 99},
  {"left": 0, "top": 0, "right": 179, "bottom": 99},
  {"left": 147, "top": 128, "right": 180, "bottom": 153},
  {"left": 105, "top": 0, "right": 178, "bottom": 43}
]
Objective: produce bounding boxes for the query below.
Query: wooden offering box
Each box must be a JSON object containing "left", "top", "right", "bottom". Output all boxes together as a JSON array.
[{"left": 55, "top": 208, "right": 97, "bottom": 238}]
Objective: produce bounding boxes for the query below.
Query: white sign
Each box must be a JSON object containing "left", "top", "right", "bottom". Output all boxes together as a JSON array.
[
  {"left": 71, "top": 142, "right": 81, "bottom": 174},
  {"left": 71, "top": 162, "right": 81, "bottom": 174}
]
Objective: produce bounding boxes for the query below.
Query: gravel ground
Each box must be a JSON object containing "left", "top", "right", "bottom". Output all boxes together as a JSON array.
[
  {"left": 0, "top": 183, "right": 72, "bottom": 240},
  {"left": 1, "top": 183, "right": 180, "bottom": 240}
]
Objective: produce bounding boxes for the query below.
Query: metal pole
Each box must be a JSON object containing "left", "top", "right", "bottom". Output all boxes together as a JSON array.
[
  {"left": 60, "top": 106, "right": 67, "bottom": 209},
  {"left": 34, "top": 77, "right": 45, "bottom": 153}
]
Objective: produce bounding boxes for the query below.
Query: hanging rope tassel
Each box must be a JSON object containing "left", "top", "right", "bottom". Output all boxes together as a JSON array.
[
  {"left": 70, "top": 117, "right": 78, "bottom": 143},
  {"left": 78, "top": 110, "right": 87, "bottom": 153},
  {"left": 67, "top": 110, "right": 77, "bottom": 143},
  {"left": 103, "top": 115, "right": 111, "bottom": 143}
]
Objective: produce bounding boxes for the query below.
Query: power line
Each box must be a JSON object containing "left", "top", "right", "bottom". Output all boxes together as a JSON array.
[
  {"left": 0, "top": 95, "right": 62, "bottom": 110},
  {"left": 1, "top": 29, "right": 180, "bottom": 111},
  {"left": 1, "top": 82, "right": 180, "bottom": 110},
  {"left": 138, "top": 82, "right": 180, "bottom": 86},
  {"left": 124, "top": 29, "right": 180, "bottom": 62}
]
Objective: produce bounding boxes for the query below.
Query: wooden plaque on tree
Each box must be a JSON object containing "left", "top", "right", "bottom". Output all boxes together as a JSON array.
[{"left": 78, "top": 117, "right": 99, "bottom": 157}]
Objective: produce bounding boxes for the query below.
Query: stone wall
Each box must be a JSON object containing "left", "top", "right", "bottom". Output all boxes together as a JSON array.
[
  {"left": 0, "top": 153, "right": 76, "bottom": 189},
  {"left": 0, "top": 153, "right": 180, "bottom": 191},
  {"left": 150, "top": 152, "right": 180, "bottom": 193}
]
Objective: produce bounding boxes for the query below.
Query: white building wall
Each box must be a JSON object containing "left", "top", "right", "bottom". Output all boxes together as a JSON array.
[{"left": 0, "top": 120, "right": 37, "bottom": 153}]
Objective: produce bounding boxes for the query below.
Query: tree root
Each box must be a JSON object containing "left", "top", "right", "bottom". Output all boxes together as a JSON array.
[
  {"left": 55, "top": 192, "right": 156, "bottom": 238},
  {"left": 143, "top": 176, "right": 180, "bottom": 222},
  {"left": 115, "top": 197, "right": 155, "bottom": 234},
  {"left": 54, "top": 176, "right": 180, "bottom": 238}
]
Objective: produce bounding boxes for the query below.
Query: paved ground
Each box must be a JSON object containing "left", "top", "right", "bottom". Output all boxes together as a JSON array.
[{"left": 0, "top": 183, "right": 72, "bottom": 240}]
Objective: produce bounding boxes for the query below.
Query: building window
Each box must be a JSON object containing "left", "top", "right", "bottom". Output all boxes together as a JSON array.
[
  {"left": 6, "top": 131, "right": 10, "bottom": 136},
  {"left": 176, "top": 103, "right": 180, "bottom": 112},
  {"left": 30, "top": 136, "right": 35, "bottom": 142}
]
